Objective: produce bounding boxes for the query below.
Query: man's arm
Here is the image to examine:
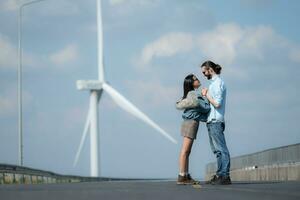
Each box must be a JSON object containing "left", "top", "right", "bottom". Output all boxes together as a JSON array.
[
  {"left": 203, "top": 83, "right": 224, "bottom": 108},
  {"left": 206, "top": 94, "right": 220, "bottom": 108}
]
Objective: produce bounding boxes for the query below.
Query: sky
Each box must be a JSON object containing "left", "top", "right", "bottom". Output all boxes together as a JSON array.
[{"left": 0, "top": 0, "right": 300, "bottom": 179}]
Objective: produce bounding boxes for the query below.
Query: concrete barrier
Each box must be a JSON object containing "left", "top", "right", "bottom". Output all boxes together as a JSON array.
[
  {"left": 0, "top": 163, "right": 158, "bottom": 185},
  {"left": 0, "top": 164, "right": 106, "bottom": 184},
  {"left": 205, "top": 143, "right": 300, "bottom": 181}
]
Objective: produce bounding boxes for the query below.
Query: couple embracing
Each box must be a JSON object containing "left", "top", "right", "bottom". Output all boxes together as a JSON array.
[{"left": 176, "top": 60, "right": 231, "bottom": 185}]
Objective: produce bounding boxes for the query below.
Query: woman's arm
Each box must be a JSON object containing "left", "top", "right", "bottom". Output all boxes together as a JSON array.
[
  {"left": 197, "top": 96, "right": 211, "bottom": 113},
  {"left": 175, "top": 92, "right": 199, "bottom": 110}
]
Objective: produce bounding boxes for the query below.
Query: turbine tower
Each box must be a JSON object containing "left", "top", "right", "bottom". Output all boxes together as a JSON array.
[{"left": 74, "top": 0, "right": 177, "bottom": 177}]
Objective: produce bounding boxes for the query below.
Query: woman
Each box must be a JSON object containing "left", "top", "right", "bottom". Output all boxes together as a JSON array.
[{"left": 176, "top": 74, "right": 210, "bottom": 185}]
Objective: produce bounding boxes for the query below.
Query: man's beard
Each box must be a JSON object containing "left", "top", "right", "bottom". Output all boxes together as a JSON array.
[{"left": 206, "top": 75, "right": 212, "bottom": 80}]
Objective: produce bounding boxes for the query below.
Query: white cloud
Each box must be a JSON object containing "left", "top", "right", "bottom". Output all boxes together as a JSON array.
[
  {"left": 136, "top": 23, "right": 296, "bottom": 68},
  {"left": 0, "top": 33, "right": 18, "bottom": 69},
  {"left": 0, "top": 86, "right": 33, "bottom": 116},
  {"left": 109, "top": 0, "right": 160, "bottom": 7},
  {"left": 0, "top": 0, "right": 81, "bottom": 15},
  {"left": 36, "top": 0, "right": 80, "bottom": 16},
  {"left": 138, "top": 32, "right": 194, "bottom": 66},
  {"left": 0, "top": 0, "right": 18, "bottom": 11},
  {"left": 50, "top": 44, "right": 79, "bottom": 66},
  {"left": 0, "top": 33, "right": 80, "bottom": 71},
  {"left": 289, "top": 49, "right": 300, "bottom": 63},
  {"left": 110, "top": 0, "right": 125, "bottom": 6},
  {"left": 241, "top": 0, "right": 274, "bottom": 8},
  {"left": 0, "top": 92, "right": 16, "bottom": 116},
  {"left": 125, "top": 80, "right": 180, "bottom": 107},
  {"left": 0, "top": 33, "right": 36, "bottom": 70},
  {"left": 240, "top": 25, "right": 287, "bottom": 58},
  {"left": 108, "top": 0, "right": 160, "bottom": 17},
  {"left": 197, "top": 23, "right": 244, "bottom": 65},
  {"left": 197, "top": 23, "right": 289, "bottom": 65}
]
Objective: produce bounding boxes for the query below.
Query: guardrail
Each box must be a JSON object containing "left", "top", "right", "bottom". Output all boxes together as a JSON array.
[
  {"left": 0, "top": 164, "right": 138, "bottom": 184},
  {"left": 205, "top": 143, "right": 300, "bottom": 181}
]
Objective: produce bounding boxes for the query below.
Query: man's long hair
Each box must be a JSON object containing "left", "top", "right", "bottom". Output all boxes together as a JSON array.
[{"left": 201, "top": 60, "right": 222, "bottom": 74}]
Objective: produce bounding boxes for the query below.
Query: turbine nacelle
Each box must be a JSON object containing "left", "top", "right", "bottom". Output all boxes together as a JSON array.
[{"left": 76, "top": 80, "right": 104, "bottom": 91}]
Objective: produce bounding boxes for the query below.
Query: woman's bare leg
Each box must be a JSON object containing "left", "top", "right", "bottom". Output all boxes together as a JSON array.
[{"left": 179, "top": 137, "right": 194, "bottom": 175}]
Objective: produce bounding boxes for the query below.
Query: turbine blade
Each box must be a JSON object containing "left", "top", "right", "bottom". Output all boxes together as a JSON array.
[
  {"left": 97, "top": 0, "right": 105, "bottom": 82},
  {"left": 73, "top": 109, "right": 91, "bottom": 167},
  {"left": 102, "top": 83, "right": 177, "bottom": 144}
]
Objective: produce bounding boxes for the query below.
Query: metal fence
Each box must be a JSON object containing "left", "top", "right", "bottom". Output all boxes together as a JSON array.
[{"left": 206, "top": 143, "right": 300, "bottom": 174}]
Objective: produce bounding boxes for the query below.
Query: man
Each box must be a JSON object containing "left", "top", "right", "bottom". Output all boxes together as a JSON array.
[{"left": 200, "top": 60, "right": 231, "bottom": 185}]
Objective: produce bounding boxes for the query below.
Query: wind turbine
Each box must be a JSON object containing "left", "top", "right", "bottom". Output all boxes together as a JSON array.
[{"left": 73, "top": 0, "right": 177, "bottom": 177}]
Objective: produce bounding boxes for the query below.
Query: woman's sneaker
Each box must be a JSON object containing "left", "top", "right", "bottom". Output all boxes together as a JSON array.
[
  {"left": 177, "top": 175, "right": 188, "bottom": 185},
  {"left": 177, "top": 174, "right": 199, "bottom": 185},
  {"left": 186, "top": 174, "right": 200, "bottom": 185}
]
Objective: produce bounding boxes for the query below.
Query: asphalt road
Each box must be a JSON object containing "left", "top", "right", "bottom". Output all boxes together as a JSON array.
[{"left": 0, "top": 181, "right": 299, "bottom": 200}]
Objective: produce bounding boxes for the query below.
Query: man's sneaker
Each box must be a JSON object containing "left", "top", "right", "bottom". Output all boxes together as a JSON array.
[
  {"left": 177, "top": 175, "right": 188, "bottom": 185},
  {"left": 205, "top": 175, "right": 218, "bottom": 184},
  {"left": 186, "top": 174, "right": 200, "bottom": 185},
  {"left": 212, "top": 176, "right": 232, "bottom": 185}
]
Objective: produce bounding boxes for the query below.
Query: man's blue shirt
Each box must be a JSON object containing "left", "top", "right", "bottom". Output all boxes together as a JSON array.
[{"left": 207, "top": 75, "right": 226, "bottom": 123}]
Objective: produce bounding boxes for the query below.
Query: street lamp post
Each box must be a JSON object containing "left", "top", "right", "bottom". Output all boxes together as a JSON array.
[{"left": 18, "top": 0, "right": 47, "bottom": 166}]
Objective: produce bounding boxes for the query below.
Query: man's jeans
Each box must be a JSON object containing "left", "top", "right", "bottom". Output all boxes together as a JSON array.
[{"left": 207, "top": 122, "right": 230, "bottom": 177}]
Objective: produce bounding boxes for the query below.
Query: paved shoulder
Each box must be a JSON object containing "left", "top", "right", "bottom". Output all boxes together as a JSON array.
[{"left": 0, "top": 181, "right": 299, "bottom": 200}]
